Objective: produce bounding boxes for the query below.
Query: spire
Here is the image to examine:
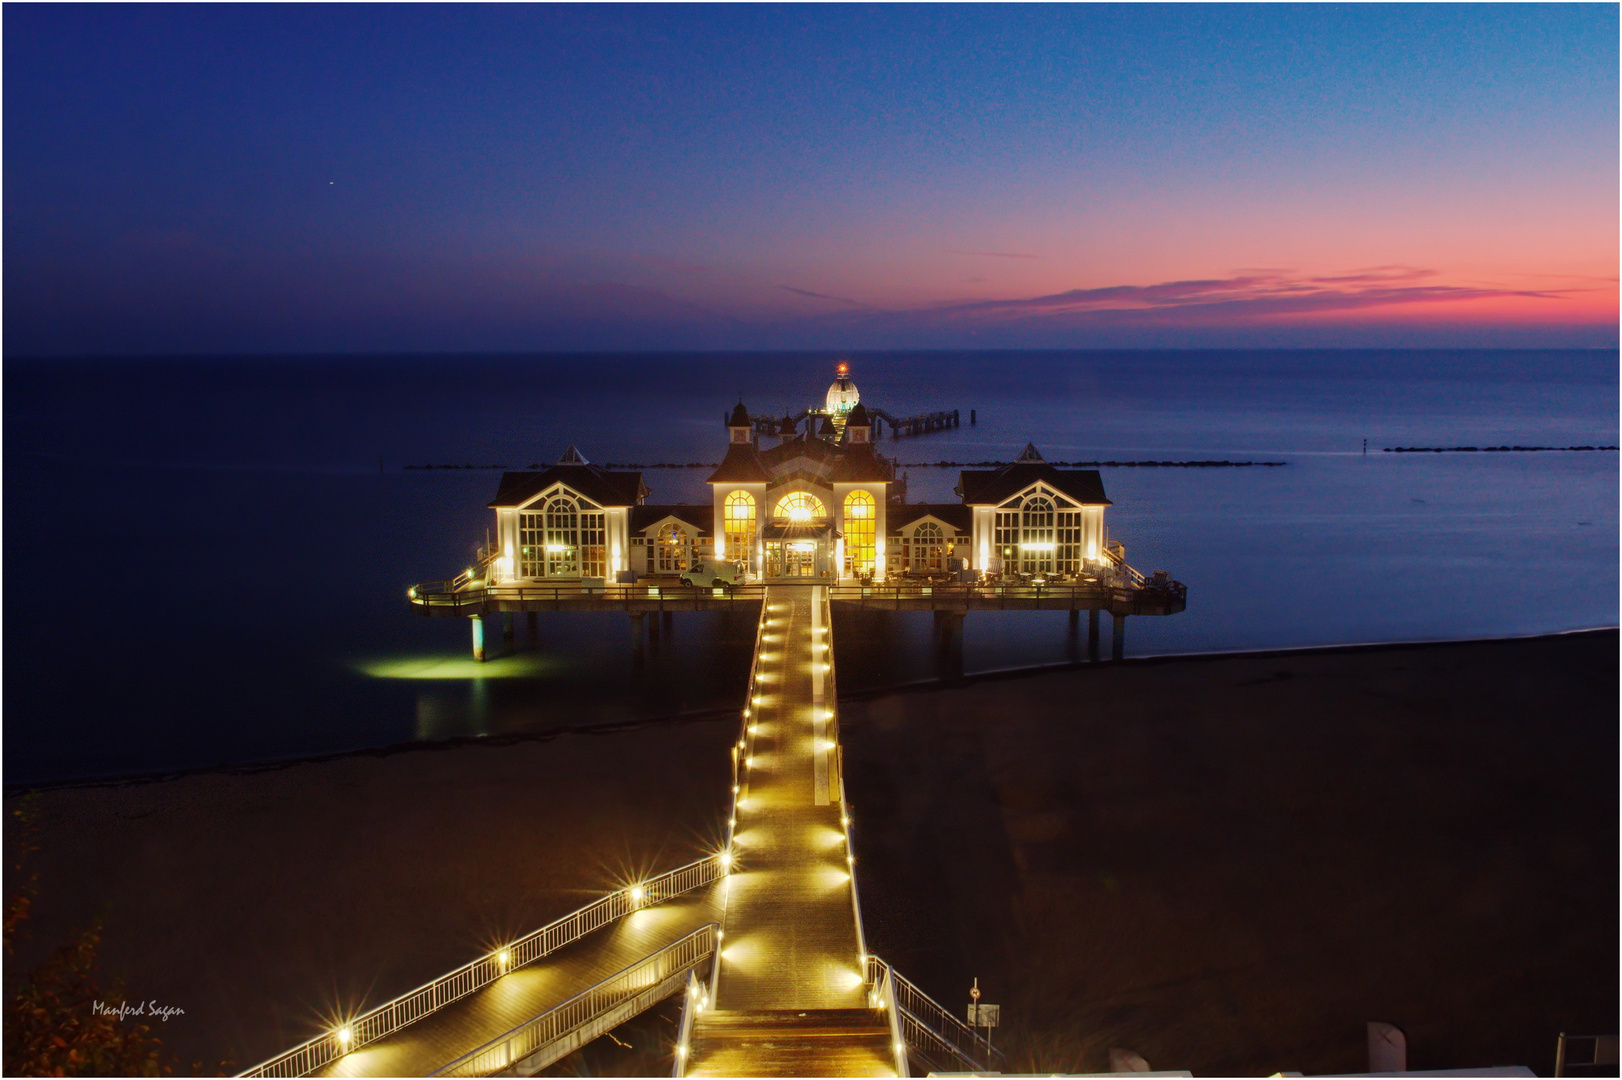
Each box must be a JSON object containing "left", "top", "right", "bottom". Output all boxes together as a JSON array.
[
  {"left": 727, "top": 400, "right": 750, "bottom": 428},
  {"left": 1016, "top": 443, "right": 1044, "bottom": 463},
  {"left": 558, "top": 445, "right": 589, "bottom": 465}
]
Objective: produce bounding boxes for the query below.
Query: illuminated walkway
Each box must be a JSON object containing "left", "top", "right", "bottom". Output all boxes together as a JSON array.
[
  {"left": 309, "top": 885, "right": 722, "bottom": 1078},
  {"left": 688, "top": 586, "right": 896, "bottom": 1077}
]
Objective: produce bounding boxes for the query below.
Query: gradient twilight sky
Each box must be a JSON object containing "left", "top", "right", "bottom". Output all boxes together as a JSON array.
[{"left": 5, "top": 4, "right": 1617, "bottom": 355}]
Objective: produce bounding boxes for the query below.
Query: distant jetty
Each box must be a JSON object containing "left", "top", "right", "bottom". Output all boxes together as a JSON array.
[
  {"left": 1383, "top": 444, "right": 1617, "bottom": 454},
  {"left": 902, "top": 458, "right": 1287, "bottom": 468}
]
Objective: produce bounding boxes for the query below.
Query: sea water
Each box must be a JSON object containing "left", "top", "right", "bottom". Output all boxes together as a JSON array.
[{"left": 5, "top": 351, "right": 1616, "bottom": 781}]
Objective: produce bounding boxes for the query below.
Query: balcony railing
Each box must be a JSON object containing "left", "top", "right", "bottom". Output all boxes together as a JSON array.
[{"left": 239, "top": 856, "right": 723, "bottom": 1078}]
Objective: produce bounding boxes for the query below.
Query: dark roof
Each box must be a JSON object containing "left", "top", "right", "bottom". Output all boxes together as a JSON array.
[
  {"left": 631, "top": 505, "right": 713, "bottom": 534},
  {"left": 846, "top": 402, "right": 870, "bottom": 426},
  {"left": 706, "top": 442, "right": 773, "bottom": 484},
  {"left": 777, "top": 415, "right": 798, "bottom": 436},
  {"left": 489, "top": 463, "right": 649, "bottom": 508},
  {"left": 888, "top": 503, "right": 972, "bottom": 532},
  {"left": 760, "top": 434, "right": 840, "bottom": 476},
  {"left": 727, "top": 402, "right": 750, "bottom": 427},
  {"left": 818, "top": 414, "right": 838, "bottom": 437},
  {"left": 828, "top": 444, "right": 895, "bottom": 484},
  {"left": 955, "top": 462, "right": 1111, "bottom": 506}
]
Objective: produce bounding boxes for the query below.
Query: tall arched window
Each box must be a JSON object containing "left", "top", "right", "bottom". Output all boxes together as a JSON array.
[
  {"left": 843, "top": 490, "right": 876, "bottom": 576},
  {"left": 519, "top": 493, "right": 603, "bottom": 578},
  {"left": 912, "top": 522, "right": 946, "bottom": 572},
  {"left": 656, "top": 523, "right": 691, "bottom": 573},
  {"left": 1021, "top": 494, "right": 1056, "bottom": 573},
  {"left": 773, "top": 491, "right": 827, "bottom": 521},
  {"left": 724, "top": 490, "right": 756, "bottom": 566}
]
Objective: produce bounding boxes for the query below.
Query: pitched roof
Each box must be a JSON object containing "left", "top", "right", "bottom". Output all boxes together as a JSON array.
[
  {"left": 631, "top": 504, "right": 714, "bottom": 534},
  {"left": 888, "top": 503, "right": 972, "bottom": 532},
  {"left": 846, "top": 402, "right": 871, "bottom": 426},
  {"left": 489, "top": 463, "right": 649, "bottom": 508},
  {"left": 955, "top": 462, "right": 1111, "bottom": 506},
  {"left": 727, "top": 401, "right": 750, "bottom": 427},
  {"left": 706, "top": 442, "right": 773, "bottom": 484},
  {"left": 827, "top": 444, "right": 896, "bottom": 484}
]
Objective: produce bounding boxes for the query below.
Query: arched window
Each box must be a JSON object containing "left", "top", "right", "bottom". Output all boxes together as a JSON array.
[
  {"left": 911, "top": 522, "right": 946, "bottom": 572},
  {"left": 724, "top": 490, "right": 756, "bottom": 566},
  {"left": 657, "top": 523, "right": 692, "bottom": 573},
  {"left": 1021, "top": 494, "right": 1056, "bottom": 573},
  {"left": 773, "top": 491, "right": 827, "bottom": 521},
  {"left": 843, "top": 490, "right": 876, "bottom": 576}
]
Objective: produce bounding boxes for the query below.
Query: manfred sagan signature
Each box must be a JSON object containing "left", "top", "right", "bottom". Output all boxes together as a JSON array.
[{"left": 93, "top": 1000, "right": 185, "bottom": 1022}]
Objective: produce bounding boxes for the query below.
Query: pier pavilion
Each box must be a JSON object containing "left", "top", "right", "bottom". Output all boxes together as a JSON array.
[
  {"left": 484, "top": 365, "right": 1116, "bottom": 588},
  {"left": 242, "top": 367, "right": 1185, "bottom": 1078}
]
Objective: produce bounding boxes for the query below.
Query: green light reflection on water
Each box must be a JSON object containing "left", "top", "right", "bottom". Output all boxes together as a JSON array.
[{"left": 356, "top": 652, "right": 566, "bottom": 680}]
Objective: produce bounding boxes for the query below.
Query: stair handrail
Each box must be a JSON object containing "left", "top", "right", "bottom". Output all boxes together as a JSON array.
[
  {"left": 431, "top": 923, "right": 719, "bottom": 1078},
  {"left": 239, "top": 855, "right": 723, "bottom": 1078},
  {"left": 865, "top": 955, "right": 1006, "bottom": 1072}
]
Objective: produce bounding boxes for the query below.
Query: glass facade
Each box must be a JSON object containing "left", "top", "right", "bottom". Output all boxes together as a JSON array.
[
  {"left": 773, "top": 491, "right": 827, "bottom": 520},
  {"left": 724, "top": 490, "right": 756, "bottom": 565},
  {"left": 519, "top": 494, "right": 605, "bottom": 578},
  {"left": 843, "top": 490, "right": 876, "bottom": 575},
  {"left": 656, "top": 523, "right": 692, "bottom": 572}
]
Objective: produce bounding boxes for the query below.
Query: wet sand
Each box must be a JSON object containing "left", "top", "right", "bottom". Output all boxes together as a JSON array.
[{"left": 5, "top": 631, "right": 1616, "bottom": 1076}]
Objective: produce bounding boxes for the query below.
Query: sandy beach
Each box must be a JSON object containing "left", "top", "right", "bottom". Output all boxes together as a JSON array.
[{"left": 5, "top": 631, "right": 1616, "bottom": 1075}]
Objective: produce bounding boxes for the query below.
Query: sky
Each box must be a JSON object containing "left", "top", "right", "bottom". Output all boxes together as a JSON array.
[{"left": 5, "top": 3, "right": 1617, "bottom": 355}]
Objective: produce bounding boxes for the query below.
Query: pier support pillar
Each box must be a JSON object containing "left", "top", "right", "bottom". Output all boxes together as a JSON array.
[
  {"left": 1111, "top": 613, "right": 1126, "bottom": 661},
  {"left": 470, "top": 614, "right": 486, "bottom": 662},
  {"left": 1088, "top": 610, "right": 1101, "bottom": 662},
  {"left": 502, "top": 613, "right": 515, "bottom": 649}
]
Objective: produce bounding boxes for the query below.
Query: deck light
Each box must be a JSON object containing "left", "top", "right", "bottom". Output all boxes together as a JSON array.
[
  {"left": 630, "top": 885, "right": 645, "bottom": 902},
  {"left": 407, "top": 586, "right": 417, "bottom": 598},
  {"left": 847, "top": 854, "right": 855, "bottom": 864},
  {"left": 732, "top": 785, "right": 740, "bottom": 794},
  {"left": 497, "top": 948, "right": 511, "bottom": 968},
  {"left": 729, "top": 817, "right": 736, "bottom": 829},
  {"left": 337, "top": 1026, "right": 352, "bottom": 1048},
  {"left": 719, "top": 850, "right": 733, "bottom": 870}
]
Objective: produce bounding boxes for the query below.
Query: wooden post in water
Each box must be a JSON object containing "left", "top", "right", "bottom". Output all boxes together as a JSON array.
[
  {"left": 1088, "top": 609, "right": 1101, "bottom": 662},
  {"left": 1111, "top": 613, "right": 1126, "bottom": 661},
  {"left": 470, "top": 613, "right": 486, "bottom": 662}
]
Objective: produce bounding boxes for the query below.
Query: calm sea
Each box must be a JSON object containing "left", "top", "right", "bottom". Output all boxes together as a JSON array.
[{"left": 6, "top": 351, "right": 1617, "bottom": 783}]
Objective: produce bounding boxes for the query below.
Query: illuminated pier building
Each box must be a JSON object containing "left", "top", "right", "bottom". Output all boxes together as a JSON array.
[{"left": 485, "top": 364, "right": 1112, "bottom": 586}]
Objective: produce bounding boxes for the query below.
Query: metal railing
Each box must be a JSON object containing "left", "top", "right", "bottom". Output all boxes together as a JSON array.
[
  {"left": 827, "top": 580, "right": 1185, "bottom": 604},
  {"left": 433, "top": 924, "right": 719, "bottom": 1077},
  {"left": 865, "top": 955, "right": 1005, "bottom": 1074},
  {"left": 1102, "top": 541, "right": 1149, "bottom": 588},
  {"left": 409, "top": 581, "right": 772, "bottom": 610},
  {"left": 240, "top": 856, "right": 723, "bottom": 1078}
]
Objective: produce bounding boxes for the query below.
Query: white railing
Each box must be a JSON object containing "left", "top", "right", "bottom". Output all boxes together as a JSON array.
[
  {"left": 433, "top": 924, "right": 719, "bottom": 1077},
  {"left": 240, "top": 856, "right": 723, "bottom": 1078},
  {"left": 671, "top": 969, "right": 702, "bottom": 1078},
  {"left": 1103, "top": 540, "right": 1148, "bottom": 588},
  {"left": 865, "top": 955, "right": 1005, "bottom": 1074}
]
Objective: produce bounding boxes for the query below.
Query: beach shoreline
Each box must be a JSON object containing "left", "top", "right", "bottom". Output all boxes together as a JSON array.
[{"left": 4, "top": 629, "right": 1616, "bottom": 1074}]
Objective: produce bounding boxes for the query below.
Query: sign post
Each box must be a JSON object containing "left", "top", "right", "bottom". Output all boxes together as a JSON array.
[{"left": 967, "top": 978, "right": 1000, "bottom": 1055}]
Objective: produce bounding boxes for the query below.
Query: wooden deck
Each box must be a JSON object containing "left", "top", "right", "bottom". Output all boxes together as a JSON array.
[
  {"left": 689, "top": 586, "right": 896, "bottom": 1077},
  {"left": 311, "top": 885, "right": 723, "bottom": 1078}
]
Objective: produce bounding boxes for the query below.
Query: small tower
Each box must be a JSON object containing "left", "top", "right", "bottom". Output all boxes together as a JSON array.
[
  {"left": 777, "top": 414, "right": 798, "bottom": 440},
  {"left": 727, "top": 401, "right": 753, "bottom": 445},
  {"left": 845, "top": 402, "right": 872, "bottom": 444},
  {"left": 817, "top": 413, "right": 838, "bottom": 440}
]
